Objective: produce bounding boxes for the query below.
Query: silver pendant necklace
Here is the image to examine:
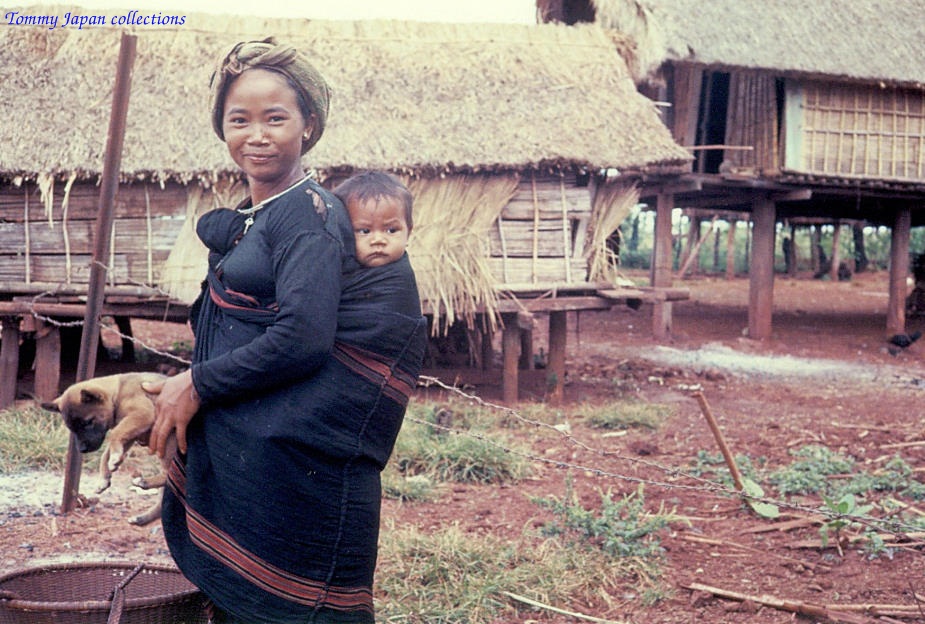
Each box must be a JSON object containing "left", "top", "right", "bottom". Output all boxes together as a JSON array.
[{"left": 237, "top": 175, "right": 308, "bottom": 235}]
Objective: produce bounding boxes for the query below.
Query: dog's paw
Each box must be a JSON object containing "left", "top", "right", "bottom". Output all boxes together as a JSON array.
[{"left": 132, "top": 475, "right": 150, "bottom": 489}]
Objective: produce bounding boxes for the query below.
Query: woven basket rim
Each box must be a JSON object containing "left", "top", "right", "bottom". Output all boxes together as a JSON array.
[{"left": 0, "top": 561, "right": 201, "bottom": 613}]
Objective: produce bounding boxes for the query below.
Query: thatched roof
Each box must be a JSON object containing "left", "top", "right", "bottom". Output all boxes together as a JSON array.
[
  {"left": 0, "top": 7, "right": 691, "bottom": 183},
  {"left": 592, "top": 0, "right": 925, "bottom": 87}
]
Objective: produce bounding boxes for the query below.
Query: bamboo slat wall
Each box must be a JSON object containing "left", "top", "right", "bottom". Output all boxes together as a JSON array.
[
  {"left": 489, "top": 173, "right": 591, "bottom": 285},
  {"left": 0, "top": 182, "right": 189, "bottom": 290},
  {"left": 791, "top": 82, "right": 925, "bottom": 181}
]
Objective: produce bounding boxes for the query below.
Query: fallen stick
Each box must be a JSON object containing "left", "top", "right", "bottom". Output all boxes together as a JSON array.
[
  {"left": 679, "top": 533, "right": 823, "bottom": 570},
  {"left": 742, "top": 515, "right": 823, "bottom": 533},
  {"left": 683, "top": 582, "right": 875, "bottom": 624},
  {"left": 829, "top": 421, "right": 900, "bottom": 433},
  {"left": 789, "top": 531, "right": 925, "bottom": 550},
  {"left": 880, "top": 440, "right": 925, "bottom": 449},
  {"left": 500, "top": 591, "right": 627, "bottom": 624},
  {"left": 833, "top": 603, "right": 925, "bottom": 616}
]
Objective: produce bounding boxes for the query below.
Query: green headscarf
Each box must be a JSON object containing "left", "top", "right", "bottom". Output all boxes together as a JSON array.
[{"left": 210, "top": 37, "right": 331, "bottom": 154}]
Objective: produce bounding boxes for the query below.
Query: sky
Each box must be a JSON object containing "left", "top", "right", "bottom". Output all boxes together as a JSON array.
[{"left": 52, "top": 0, "right": 537, "bottom": 23}]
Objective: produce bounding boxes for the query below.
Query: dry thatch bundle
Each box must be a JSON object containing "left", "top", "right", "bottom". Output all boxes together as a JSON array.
[
  {"left": 586, "top": 180, "right": 639, "bottom": 284},
  {"left": 405, "top": 174, "right": 519, "bottom": 333}
]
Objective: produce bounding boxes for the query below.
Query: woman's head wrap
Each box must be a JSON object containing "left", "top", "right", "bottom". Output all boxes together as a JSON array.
[{"left": 210, "top": 37, "right": 331, "bottom": 154}]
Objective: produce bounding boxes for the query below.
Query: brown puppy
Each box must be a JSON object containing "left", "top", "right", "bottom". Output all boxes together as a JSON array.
[{"left": 42, "top": 372, "right": 175, "bottom": 525}]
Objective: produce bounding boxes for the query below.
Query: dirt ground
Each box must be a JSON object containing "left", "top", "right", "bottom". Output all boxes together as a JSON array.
[{"left": 2, "top": 268, "right": 925, "bottom": 623}]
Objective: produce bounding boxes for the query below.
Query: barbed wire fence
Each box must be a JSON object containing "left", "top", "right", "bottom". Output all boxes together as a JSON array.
[{"left": 13, "top": 270, "right": 925, "bottom": 541}]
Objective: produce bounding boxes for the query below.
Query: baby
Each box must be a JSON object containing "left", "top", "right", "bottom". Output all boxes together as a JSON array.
[{"left": 333, "top": 170, "right": 412, "bottom": 268}]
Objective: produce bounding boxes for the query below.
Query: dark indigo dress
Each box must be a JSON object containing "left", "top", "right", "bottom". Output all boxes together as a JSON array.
[{"left": 162, "top": 178, "right": 427, "bottom": 623}]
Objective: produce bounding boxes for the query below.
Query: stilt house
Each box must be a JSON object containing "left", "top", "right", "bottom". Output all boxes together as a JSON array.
[{"left": 541, "top": 0, "right": 925, "bottom": 339}]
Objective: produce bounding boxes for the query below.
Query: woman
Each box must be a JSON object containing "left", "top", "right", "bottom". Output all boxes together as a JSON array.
[{"left": 147, "top": 38, "right": 426, "bottom": 623}]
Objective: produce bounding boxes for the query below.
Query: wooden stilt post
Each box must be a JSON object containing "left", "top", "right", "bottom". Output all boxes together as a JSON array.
[
  {"left": 725, "top": 219, "right": 737, "bottom": 279},
  {"left": 0, "top": 317, "right": 21, "bottom": 409},
  {"left": 887, "top": 206, "right": 911, "bottom": 336},
  {"left": 828, "top": 221, "right": 843, "bottom": 282},
  {"left": 501, "top": 313, "right": 521, "bottom": 404},
  {"left": 480, "top": 326, "right": 493, "bottom": 371},
  {"left": 33, "top": 319, "right": 61, "bottom": 402},
  {"left": 748, "top": 198, "right": 776, "bottom": 340},
  {"left": 651, "top": 193, "right": 674, "bottom": 338},
  {"left": 547, "top": 311, "right": 567, "bottom": 405},
  {"left": 62, "top": 32, "right": 136, "bottom": 515}
]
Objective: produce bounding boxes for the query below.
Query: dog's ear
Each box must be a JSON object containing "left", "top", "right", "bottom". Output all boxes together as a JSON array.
[
  {"left": 41, "top": 400, "right": 60, "bottom": 412},
  {"left": 79, "top": 388, "right": 106, "bottom": 405}
]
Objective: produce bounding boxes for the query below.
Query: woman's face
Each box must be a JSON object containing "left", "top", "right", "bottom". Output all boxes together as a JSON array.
[{"left": 222, "top": 68, "right": 312, "bottom": 202}]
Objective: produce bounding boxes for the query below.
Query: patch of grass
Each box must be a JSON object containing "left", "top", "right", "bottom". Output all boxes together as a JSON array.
[
  {"left": 376, "top": 520, "right": 669, "bottom": 623},
  {"left": 533, "top": 483, "right": 679, "bottom": 565},
  {"left": 0, "top": 405, "right": 73, "bottom": 473},
  {"left": 381, "top": 469, "right": 440, "bottom": 502},
  {"left": 580, "top": 399, "right": 668, "bottom": 431},
  {"left": 392, "top": 402, "right": 533, "bottom": 485},
  {"left": 768, "top": 445, "right": 855, "bottom": 496},
  {"left": 688, "top": 450, "right": 765, "bottom": 489},
  {"left": 837, "top": 456, "right": 925, "bottom": 501}
]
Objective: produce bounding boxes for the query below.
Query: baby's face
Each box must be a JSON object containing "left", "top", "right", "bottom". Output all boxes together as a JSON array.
[{"left": 347, "top": 197, "right": 410, "bottom": 267}]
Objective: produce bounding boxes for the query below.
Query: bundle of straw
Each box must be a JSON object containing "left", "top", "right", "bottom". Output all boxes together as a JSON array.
[
  {"left": 585, "top": 181, "right": 639, "bottom": 284},
  {"left": 406, "top": 173, "right": 519, "bottom": 335}
]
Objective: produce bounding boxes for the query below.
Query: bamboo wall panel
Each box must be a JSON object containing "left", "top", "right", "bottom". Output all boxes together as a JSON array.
[
  {"left": 486, "top": 257, "right": 587, "bottom": 284},
  {"left": 0, "top": 254, "right": 133, "bottom": 283},
  {"left": 0, "top": 218, "right": 183, "bottom": 253},
  {"left": 0, "top": 183, "right": 189, "bottom": 221},
  {"left": 489, "top": 219, "right": 573, "bottom": 257},
  {"left": 488, "top": 175, "right": 592, "bottom": 285},
  {"left": 798, "top": 82, "right": 925, "bottom": 181},
  {"left": 0, "top": 181, "right": 192, "bottom": 290},
  {"left": 724, "top": 72, "right": 779, "bottom": 173}
]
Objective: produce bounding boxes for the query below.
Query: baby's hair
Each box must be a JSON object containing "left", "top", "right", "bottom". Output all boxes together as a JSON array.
[{"left": 333, "top": 171, "right": 413, "bottom": 230}]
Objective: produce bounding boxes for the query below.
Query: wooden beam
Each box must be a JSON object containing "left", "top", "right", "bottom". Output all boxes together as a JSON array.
[
  {"left": 0, "top": 300, "right": 189, "bottom": 323},
  {"left": 748, "top": 198, "right": 776, "bottom": 339},
  {"left": 771, "top": 188, "right": 813, "bottom": 202},
  {"left": 640, "top": 177, "right": 702, "bottom": 198}
]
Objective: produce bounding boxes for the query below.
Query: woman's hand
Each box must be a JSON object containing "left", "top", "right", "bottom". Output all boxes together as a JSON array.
[{"left": 143, "top": 369, "right": 200, "bottom": 458}]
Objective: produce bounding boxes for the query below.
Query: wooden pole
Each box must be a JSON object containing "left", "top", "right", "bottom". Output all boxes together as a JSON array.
[
  {"left": 651, "top": 193, "right": 674, "bottom": 338},
  {"left": 693, "top": 392, "right": 745, "bottom": 492},
  {"left": 724, "top": 220, "right": 737, "bottom": 279},
  {"left": 828, "top": 221, "right": 843, "bottom": 282},
  {"left": 62, "top": 32, "right": 137, "bottom": 514},
  {"left": 887, "top": 206, "right": 911, "bottom": 336},
  {"left": 501, "top": 313, "right": 520, "bottom": 404},
  {"left": 748, "top": 198, "right": 776, "bottom": 340},
  {"left": 0, "top": 318, "right": 20, "bottom": 408},
  {"left": 547, "top": 311, "right": 567, "bottom": 405}
]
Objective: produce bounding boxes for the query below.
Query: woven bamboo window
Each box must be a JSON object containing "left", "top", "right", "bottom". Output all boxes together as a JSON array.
[{"left": 787, "top": 81, "right": 925, "bottom": 181}]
